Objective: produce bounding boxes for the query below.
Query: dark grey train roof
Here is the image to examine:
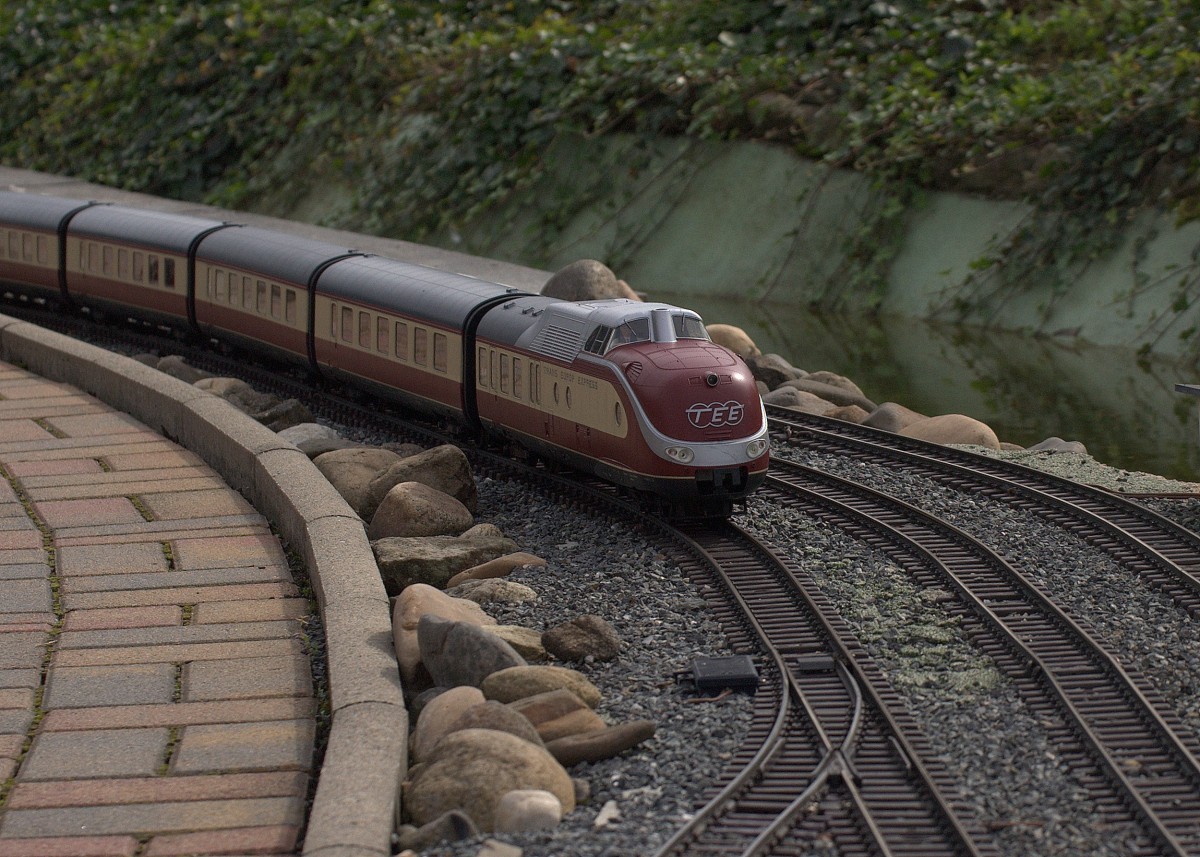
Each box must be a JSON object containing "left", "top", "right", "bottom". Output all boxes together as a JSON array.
[
  {"left": 0, "top": 192, "right": 94, "bottom": 231},
  {"left": 318, "top": 255, "right": 528, "bottom": 328},
  {"left": 68, "top": 203, "right": 226, "bottom": 253},
  {"left": 474, "top": 295, "right": 562, "bottom": 345},
  {"left": 197, "top": 226, "right": 354, "bottom": 286}
]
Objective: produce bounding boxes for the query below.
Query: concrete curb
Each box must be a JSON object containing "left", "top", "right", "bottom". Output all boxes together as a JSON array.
[{"left": 0, "top": 312, "right": 406, "bottom": 857}]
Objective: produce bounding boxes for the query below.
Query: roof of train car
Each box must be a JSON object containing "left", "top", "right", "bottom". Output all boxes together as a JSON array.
[
  {"left": 68, "top": 204, "right": 226, "bottom": 253},
  {"left": 0, "top": 192, "right": 95, "bottom": 231},
  {"left": 196, "top": 225, "right": 354, "bottom": 287},
  {"left": 317, "top": 255, "right": 530, "bottom": 328},
  {"left": 474, "top": 294, "right": 562, "bottom": 345}
]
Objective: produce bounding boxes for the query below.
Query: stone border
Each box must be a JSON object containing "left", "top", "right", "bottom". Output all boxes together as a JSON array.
[{"left": 0, "top": 312, "right": 406, "bottom": 857}]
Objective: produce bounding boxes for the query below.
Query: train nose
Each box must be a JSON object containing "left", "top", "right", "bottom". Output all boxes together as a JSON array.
[{"left": 622, "top": 344, "right": 765, "bottom": 443}]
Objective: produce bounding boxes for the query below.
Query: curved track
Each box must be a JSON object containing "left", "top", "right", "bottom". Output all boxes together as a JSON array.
[
  {"left": 759, "top": 457, "right": 1200, "bottom": 855},
  {"left": 650, "top": 520, "right": 990, "bottom": 857}
]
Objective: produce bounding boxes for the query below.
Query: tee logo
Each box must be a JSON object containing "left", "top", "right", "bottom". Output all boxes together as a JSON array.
[{"left": 687, "top": 401, "right": 744, "bottom": 429}]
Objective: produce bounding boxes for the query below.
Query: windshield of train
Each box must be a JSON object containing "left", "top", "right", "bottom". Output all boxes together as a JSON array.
[{"left": 673, "top": 314, "right": 709, "bottom": 340}]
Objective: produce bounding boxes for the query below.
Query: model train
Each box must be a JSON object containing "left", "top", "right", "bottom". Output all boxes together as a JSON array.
[{"left": 0, "top": 191, "right": 768, "bottom": 517}]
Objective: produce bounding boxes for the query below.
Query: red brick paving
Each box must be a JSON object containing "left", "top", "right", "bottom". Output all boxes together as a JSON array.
[{"left": 0, "top": 362, "right": 316, "bottom": 853}]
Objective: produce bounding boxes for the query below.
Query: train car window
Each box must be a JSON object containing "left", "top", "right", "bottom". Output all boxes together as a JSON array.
[
  {"left": 513, "top": 359, "right": 523, "bottom": 400},
  {"left": 394, "top": 322, "right": 408, "bottom": 360},
  {"left": 89, "top": 243, "right": 101, "bottom": 274},
  {"left": 257, "top": 280, "right": 268, "bottom": 312},
  {"left": 340, "top": 306, "right": 353, "bottom": 342},
  {"left": 500, "top": 354, "right": 510, "bottom": 394},
  {"left": 414, "top": 328, "right": 428, "bottom": 366},
  {"left": 376, "top": 317, "right": 389, "bottom": 353},
  {"left": 214, "top": 270, "right": 227, "bottom": 303},
  {"left": 285, "top": 290, "right": 297, "bottom": 323},
  {"left": 164, "top": 259, "right": 176, "bottom": 289},
  {"left": 532, "top": 365, "right": 540, "bottom": 404},
  {"left": 148, "top": 255, "right": 159, "bottom": 284},
  {"left": 270, "top": 284, "right": 281, "bottom": 318},
  {"left": 132, "top": 252, "right": 144, "bottom": 283},
  {"left": 329, "top": 304, "right": 338, "bottom": 337},
  {"left": 433, "top": 333, "right": 447, "bottom": 373},
  {"left": 0, "top": 236, "right": 6, "bottom": 259},
  {"left": 243, "top": 277, "right": 254, "bottom": 309},
  {"left": 37, "top": 236, "right": 50, "bottom": 266},
  {"left": 673, "top": 314, "right": 710, "bottom": 340},
  {"left": 477, "top": 346, "right": 489, "bottom": 386},
  {"left": 117, "top": 249, "right": 129, "bottom": 280},
  {"left": 24, "top": 233, "right": 35, "bottom": 263},
  {"left": 489, "top": 350, "right": 498, "bottom": 387},
  {"left": 9, "top": 232, "right": 21, "bottom": 260},
  {"left": 358, "top": 311, "right": 370, "bottom": 347}
]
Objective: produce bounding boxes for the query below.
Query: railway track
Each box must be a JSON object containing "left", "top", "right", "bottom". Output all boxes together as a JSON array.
[
  {"left": 649, "top": 520, "right": 990, "bottom": 857},
  {"left": 7, "top": 301, "right": 1200, "bottom": 855},
  {"left": 756, "top": 458, "right": 1200, "bottom": 855}
]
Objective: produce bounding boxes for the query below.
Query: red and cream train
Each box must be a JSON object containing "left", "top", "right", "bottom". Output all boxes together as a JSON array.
[{"left": 0, "top": 191, "right": 768, "bottom": 516}]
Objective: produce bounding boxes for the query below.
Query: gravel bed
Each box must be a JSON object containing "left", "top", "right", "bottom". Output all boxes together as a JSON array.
[{"left": 406, "top": 478, "right": 757, "bottom": 857}]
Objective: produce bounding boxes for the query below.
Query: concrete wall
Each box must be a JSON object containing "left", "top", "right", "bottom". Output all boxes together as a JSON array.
[{"left": 439, "top": 134, "right": 1200, "bottom": 359}]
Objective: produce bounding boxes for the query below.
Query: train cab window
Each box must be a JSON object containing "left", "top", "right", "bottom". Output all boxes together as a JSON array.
[
  {"left": 147, "top": 255, "right": 159, "bottom": 285},
  {"left": 584, "top": 326, "right": 612, "bottom": 354},
  {"left": 673, "top": 314, "right": 710, "bottom": 340},
  {"left": 132, "top": 252, "right": 144, "bottom": 283},
  {"left": 394, "top": 322, "right": 408, "bottom": 360},
  {"left": 270, "top": 284, "right": 281, "bottom": 318},
  {"left": 376, "top": 317, "right": 389, "bottom": 353},
  {"left": 117, "top": 249, "right": 129, "bottom": 280},
  {"left": 285, "top": 290, "right": 297, "bottom": 323},
  {"left": 163, "top": 259, "right": 176, "bottom": 289},
  {"left": 414, "top": 328, "right": 428, "bottom": 367},
  {"left": 243, "top": 277, "right": 255, "bottom": 309},
  {"left": 512, "top": 359, "right": 523, "bottom": 400},
  {"left": 606, "top": 318, "right": 650, "bottom": 352},
  {"left": 37, "top": 236, "right": 50, "bottom": 265},
  {"left": 358, "top": 311, "right": 371, "bottom": 347},
  {"left": 477, "top": 346, "right": 489, "bottom": 386},
  {"left": 433, "top": 333, "right": 447, "bottom": 372},
  {"left": 341, "top": 307, "right": 353, "bottom": 342},
  {"left": 500, "top": 354, "right": 511, "bottom": 394}
]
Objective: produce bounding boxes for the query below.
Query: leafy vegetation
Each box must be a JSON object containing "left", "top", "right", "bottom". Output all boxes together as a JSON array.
[{"left": 3, "top": 0, "right": 1199, "bottom": 314}]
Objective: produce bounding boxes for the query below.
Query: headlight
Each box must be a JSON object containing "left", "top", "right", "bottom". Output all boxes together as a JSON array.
[
  {"left": 746, "top": 438, "right": 769, "bottom": 459},
  {"left": 665, "top": 446, "right": 695, "bottom": 463}
]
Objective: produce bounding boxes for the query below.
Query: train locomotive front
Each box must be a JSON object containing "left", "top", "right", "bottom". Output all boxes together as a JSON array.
[{"left": 475, "top": 297, "right": 769, "bottom": 516}]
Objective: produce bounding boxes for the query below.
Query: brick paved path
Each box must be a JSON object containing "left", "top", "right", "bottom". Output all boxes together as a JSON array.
[{"left": 0, "top": 361, "right": 316, "bottom": 856}]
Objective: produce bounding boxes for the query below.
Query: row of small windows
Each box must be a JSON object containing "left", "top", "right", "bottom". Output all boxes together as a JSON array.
[
  {"left": 206, "top": 268, "right": 297, "bottom": 324},
  {"left": 77, "top": 240, "right": 176, "bottom": 288},
  {"left": 0, "top": 230, "right": 51, "bottom": 266},
  {"left": 331, "top": 304, "right": 447, "bottom": 373}
]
